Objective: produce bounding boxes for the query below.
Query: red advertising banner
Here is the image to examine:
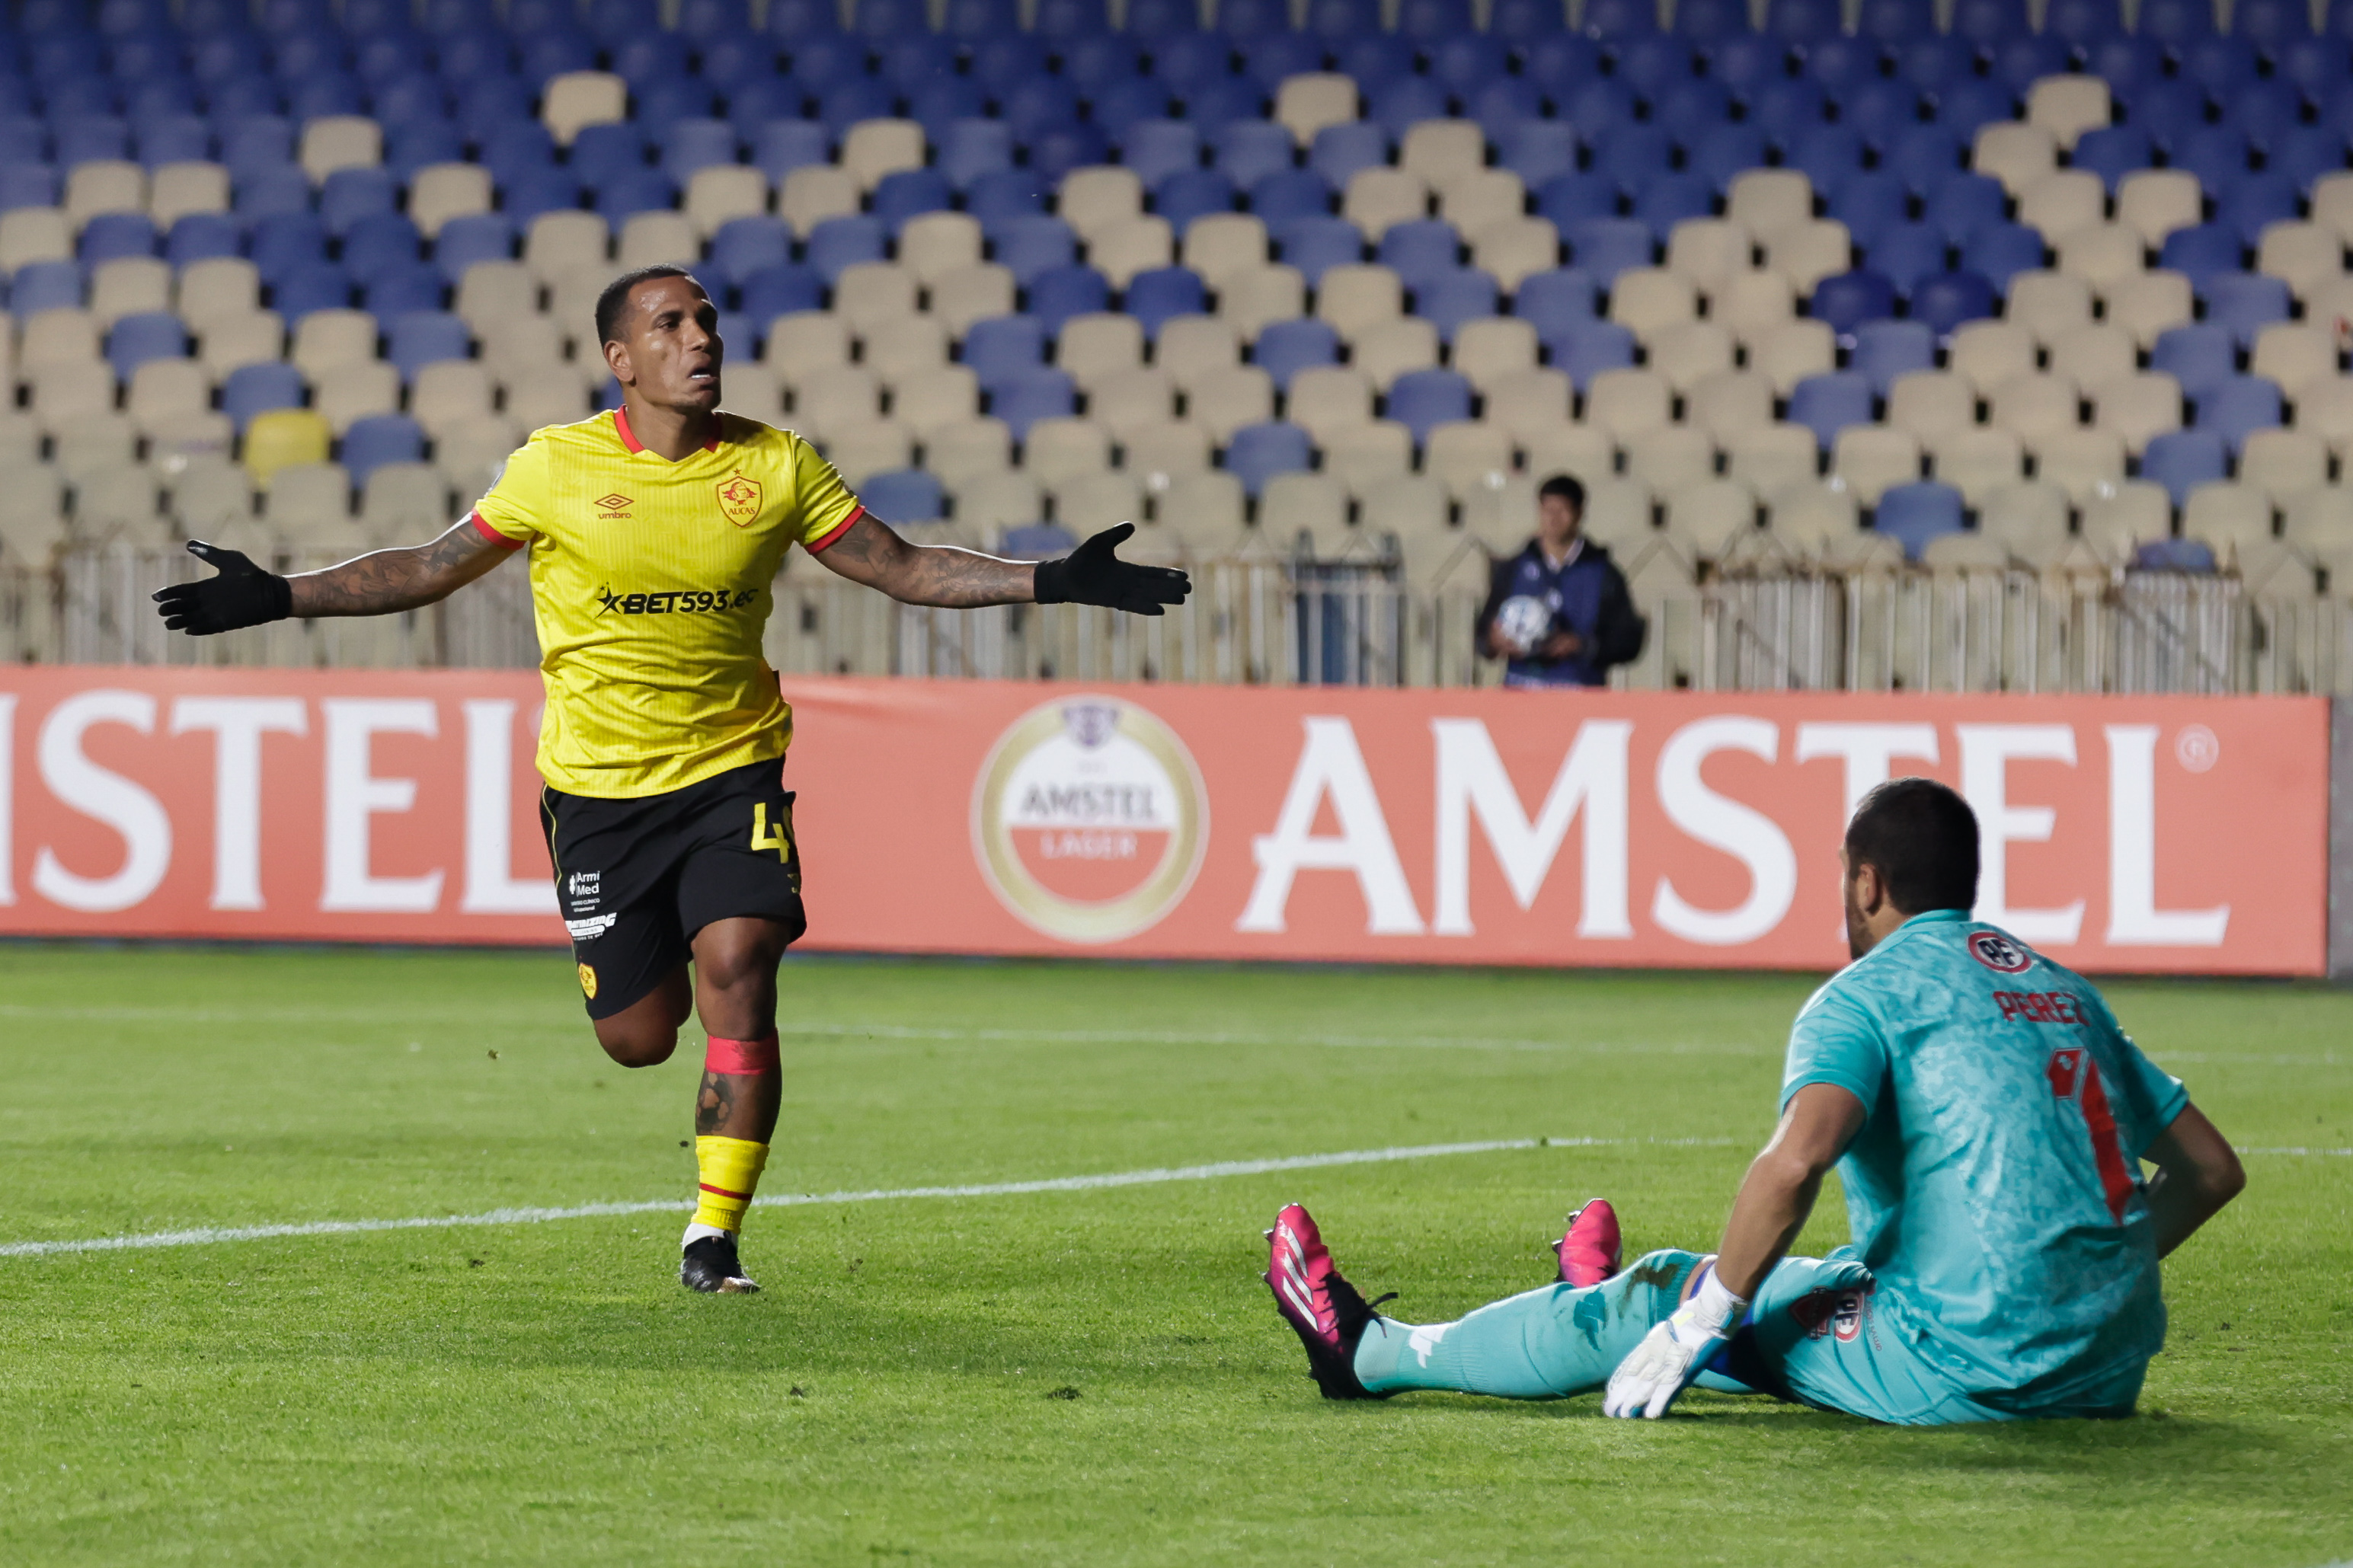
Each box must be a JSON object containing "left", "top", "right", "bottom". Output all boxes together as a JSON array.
[{"left": 0, "top": 669, "right": 2329, "bottom": 975}]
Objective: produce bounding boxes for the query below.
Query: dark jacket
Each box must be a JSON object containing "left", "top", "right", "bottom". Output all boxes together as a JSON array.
[{"left": 1475, "top": 537, "right": 1647, "bottom": 688}]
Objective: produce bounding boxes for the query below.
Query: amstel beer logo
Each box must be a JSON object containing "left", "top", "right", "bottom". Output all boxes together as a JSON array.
[{"left": 970, "top": 696, "right": 1207, "bottom": 944}]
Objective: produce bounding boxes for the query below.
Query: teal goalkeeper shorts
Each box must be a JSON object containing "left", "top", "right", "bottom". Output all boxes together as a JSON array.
[{"left": 1711, "top": 1253, "right": 2149, "bottom": 1426}]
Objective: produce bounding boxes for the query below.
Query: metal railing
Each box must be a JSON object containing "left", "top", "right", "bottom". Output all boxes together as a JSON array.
[{"left": 12, "top": 540, "right": 2353, "bottom": 697}]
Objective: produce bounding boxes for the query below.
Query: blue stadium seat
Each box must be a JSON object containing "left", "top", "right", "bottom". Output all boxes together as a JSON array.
[
  {"left": 936, "top": 120, "right": 1013, "bottom": 191},
  {"left": 222, "top": 360, "right": 305, "bottom": 429},
  {"left": 1579, "top": 0, "right": 1654, "bottom": 38},
  {"left": 234, "top": 164, "right": 314, "bottom": 222},
  {"left": 1872, "top": 481, "right": 1965, "bottom": 560},
  {"left": 1672, "top": 0, "right": 1746, "bottom": 42},
  {"left": 662, "top": 118, "right": 740, "bottom": 183},
  {"left": 708, "top": 217, "right": 791, "bottom": 290},
  {"left": 2268, "top": 124, "right": 2348, "bottom": 194},
  {"left": 2143, "top": 0, "right": 2214, "bottom": 47},
  {"left": 79, "top": 212, "right": 158, "bottom": 264},
  {"left": 1801, "top": 34, "right": 1882, "bottom": 90},
  {"left": 2237, "top": 0, "right": 2313, "bottom": 47},
  {"left": 1253, "top": 317, "right": 1339, "bottom": 388},
  {"left": 1384, "top": 368, "right": 1475, "bottom": 444},
  {"left": 1932, "top": 79, "right": 2015, "bottom": 138},
  {"left": 2141, "top": 428, "right": 2229, "bottom": 506},
  {"left": 1752, "top": 79, "right": 1832, "bottom": 147},
  {"left": 1309, "top": 122, "right": 1390, "bottom": 188},
  {"left": 56, "top": 115, "right": 132, "bottom": 165},
  {"left": 1218, "top": 0, "right": 1290, "bottom": 38},
  {"left": 1122, "top": 120, "right": 1201, "bottom": 188},
  {"left": 1867, "top": 224, "right": 1952, "bottom": 296},
  {"left": 2045, "top": 0, "right": 2122, "bottom": 44},
  {"left": 1123, "top": 265, "right": 1209, "bottom": 337},
  {"left": 1027, "top": 264, "right": 1110, "bottom": 334},
  {"left": 571, "top": 123, "right": 647, "bottom": 190},
  {"left": 0, "top": 164, "right": 59, "bottom": 214},
  {"left": 2197, "top": 374, "right": 2284, "bottom": 451},
  {"left": 2215, "top": 173, "right": 2300, "bottom": 247},
  {"left": 2204, "top": 273, "right": 2293, "bottom": 348},
  {"left": 1785, "top": 125, "right": 1869, "bottom": 193},
  {"left": 1498, "top": 122, "right": 1579, "bottom": 190},
  {"left": 1657, "top": 77, "right": 1734, "bottom": 130},
  {"left": 384, "top": 311, "right": 470, "bottom": 381},
  {"left": 1990, "top": 34, "right": 2071, "bottom": 97},
  {"left": 1843, "top": 81, "right": 1923, "bottom": 151},
  {"left": 1415, "top": 270, "right": 1500, "bottom": 340},
  {"left": 1215, "top": 120, "right": 1295, "bottom": 190},
  {"left": 1154, "top": 168, "right": 1238, "bottom": 233},
  {"left": 1520, "top": 34, "right": 1603, "bottom": 100},
  {"left": 387, "top": 122, "right": 466, "bottom": 182},
  {"left": 1250, "top": 170, "right": 1333, "bottom": 232},
  {"left": 2128, "top": 83, "right": 2211, "bottom": 159},
  {"left": 433, "top": 213, "right": 513, "bottom": 283},
  {"left": 944, "top": 0, "right": 1014, "bottom": 37},
  {"left": 320, "top": 166, "right": 398, "bottom": 238},
  {"left": 952, "top": 34, "right": 1022, "bottom": 94},
  {"left": 342, "top": 214, "right": 423, "bottom": 284},
  {"left": 1703, "top": 34, "right": 1784, "bottom": 96},
  {"left": 1306, "top": 0, "right": 1379, "bottom": 43},
  {"left": 1003, "top": 78, "right": 1082, "bottom": 148},
  {"left": 2085, "top": 35, "right": 2166, "bottom": 100},
  {"left": 1513, "top": 268, "right": 1597, "bottom": 337},
  {"left": 1061, "top": 33, "right": 1144, "bottom": 94},
  {"left": 251, "top": 212, "right": 327, "bottom": 281},
  {"left": 738, "top": 261, "right": 823, "bottom": 324},
  {"left": 501, "top": 168, "right": 582, "bottom": 225},
  {"left": 1590, "top": 123, "right": 1673, "bottom": 192},
  {"left": 1850, "top": 320, "right": 1935, "bottom": 396},
  {"left": 2157, "top": 225, "right": 2246, "bottom": 295},
  {"left": 2151, "top": 324, "right": 2240, "bottom": 401},
  {"left": 1907, "top": 270, "right": 1997, "bottom": 338},
  {"left": 2176, "top": 125, "right": 2252, "bottom": 191},
  {"left": 136, "top": 114, "right": 211, "bottom": 167},
  {"left": 751, "top": 121, "right": 833, "bottom": 184},
  {"left": 1546, "top": 318, "right": 1635, "bottom": 391},
  {"left": 1146, "top": 29, "right": 1231, "bottom": 95},
  {"left": 340, "top": 413, "right": 425, "bottom": 487},
  {"left": 1035, "top": 0, "right": 1108, "bottom": 37},
  {"left": 1809, "top": 270, "right": 1897, "bottom": 339},
  {"left": 1184, "top": 78, "right": 1269, "bottom": 137},
  {"left": 1124, "top": 0, "right": 1197, "bottom": 37},
  {"left": 815, "top": 80, "right": 897, "bottom": 135},
  {"left": 1491, "top": 0, "right": 1567, "bottom": 40},
  {"left": 1093, "top": 78, "right": 1178, "bottom": 141},
  {"left": 962, "top": 315, "right": 1048, "bottom": 388},
  {"left": 1923, "top": 173, "right": 2009, "bottom": 249},
  {"left": 1958, "top": 223, "right": 2044, "bottom": 292},
  {"left": 860, "top": 468, "right": 948, "bottom": 523},
  {"left": 1536, "top": 173, "right": 1621, "bottom": 230},
  {"left": 1031, "top": 126, "right": 1112, "bottom": 186},
  {"left": 2070, "top": 125, "right": 2155, "bottom": 192},
  {"left": 1567, "top": 219, "right": 1651, "bottom": 289},
  {"left": 1787, "top": 371, "right": 1876, "bottom": 449},
  {"left": 872, "top": 168, "right": 953, "bottom": 232},
  {"left": 360, "top": 260, "right": 443, "bottom": 321},
  {"left": 8, "top": 260, "right": 82, "bottom": 316},
  {"left": 1222, "top": 420, "right": 1313, "bottom": 496},
  {"left": 990, "top": 214, "right": 1079, "bottom": 287},
  {"left": 991, "top": 365, "right": 1078, "bottom": 441},
  {"left": 967, "top": 170, "right": 1050, "bottom": 230},
  {"left": 274, "top": 262, "right": 356, "bottom": 321},
  {"left": 1432, "top": 34, "right": 1511, "bottom": 101},
  {"left": 1857, "top": 0, "right": 1931, "bottom": 38},
  {"left": 1275, "top": 216, "right": 1363, "bottom": 285},
  {"left": 1884, "top": 123, "right": 1965, "bottom": 196},
  {"left": 804, "top": 216, "right": 888, "bottom": 284},
  {"left": 2278, "top": 37, "right": 2352, "bottom": 100},
  {"left": 166, "top": 212, "right": 241, "bottom": 266},
  {"left": 1378, "top": 220, "right": 1463, "bottom": 289},
  {"left": 1768, "top": 0, "right": 1840, "bottom": 41}
]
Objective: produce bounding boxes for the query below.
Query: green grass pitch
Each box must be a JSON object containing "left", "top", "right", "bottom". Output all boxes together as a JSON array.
[{"left": 0, "top": 944, "right": 2348, "bottom": 1566}]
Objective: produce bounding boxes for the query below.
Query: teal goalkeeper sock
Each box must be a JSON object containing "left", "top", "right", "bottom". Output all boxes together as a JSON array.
[{"left": 1351, "top": 1249, "right": 1706, "bottom": 1399}]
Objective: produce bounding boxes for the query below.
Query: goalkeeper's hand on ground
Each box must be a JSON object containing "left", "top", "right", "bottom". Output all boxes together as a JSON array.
[
  {"left": 1031, "top": 523, "right": 1191, "bottom": 616},
  {"left": 151, "top": 541, "right": 294, "bottom": 636},
  {"left": 1603, "top": 1260, "right": 1748, "bottom": 1420}
]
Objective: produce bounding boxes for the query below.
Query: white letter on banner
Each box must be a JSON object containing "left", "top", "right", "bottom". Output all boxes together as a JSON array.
[
  {"left": 2103, "top": 724, "right": 2228, "bottom": 946},
  {"left": 461, "top": 699, "right": 557, "bottom": 915},
  {"left": 1431, "top": 717, "right": 1631, "bottom": 938},
  {"left": 0, "top": 694, "right": 14, "bottom": 905},
  {"left": 1651, "top": 717, "right": 1797, "bottom": 946},
  {"left": 1237, "top": 716, "right": 1423, "bottom": 934},
  {"left": 1793, "top": 722, "right": 1942, "bottom": 824},
  {"left": 1957, "top": 723, "right": 2083, "bottom": 944},
  {"left": 170, "top": 696, "right": 306, "bottom": 911},
  {"left": 321, "top": 698, "right": 443, "bottom": 913},
  {"left": 31, "top": 690, "right": 172, "bottom": 913}
]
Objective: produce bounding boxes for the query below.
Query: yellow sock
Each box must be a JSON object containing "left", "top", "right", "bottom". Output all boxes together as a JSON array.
[{"left": 692, "top": 1136, "right": 769, "bottom": 1234}]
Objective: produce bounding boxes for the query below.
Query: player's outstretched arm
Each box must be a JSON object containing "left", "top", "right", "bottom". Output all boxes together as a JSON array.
[
  {"left": 814, "top": 514, "right": 1189, "bottom": 614},
  {"left": 2142, "top": 1102, "right": 2245, "bottom": 1259},
  {"left": 152, "top": 520, "right": 512, "bottom": 635}
]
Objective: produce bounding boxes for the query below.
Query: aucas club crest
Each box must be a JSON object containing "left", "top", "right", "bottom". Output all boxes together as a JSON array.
[
  {"left": 715, "top": 474, "right": 763, "bottom": 526},
  {"left": 970, "top": 696, "right": 1208, "bottom": 944}
]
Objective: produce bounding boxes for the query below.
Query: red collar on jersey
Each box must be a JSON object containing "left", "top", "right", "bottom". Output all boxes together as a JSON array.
[{"left": 612, "top": 405, "right": 721, "bottom": 456}]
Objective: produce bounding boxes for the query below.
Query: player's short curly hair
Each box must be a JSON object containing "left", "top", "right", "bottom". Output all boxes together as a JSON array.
[
  {"left": 1537, "top": 473, "right": 1585, "bottom": 513},
  {"left": 1844, "top": 777, "right": 1979, "bottom": 915},
  {"left": 595, "top": 264, "right": 705, "bottom": 348}
]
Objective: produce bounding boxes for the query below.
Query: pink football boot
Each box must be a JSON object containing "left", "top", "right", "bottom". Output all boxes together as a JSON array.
[
  {"left": 1263, "top": 1202, "right": 1392, "bottom": 1400},
  {"left": 1554, "top": 1198, "right": 1623, "bottom": 1287}
]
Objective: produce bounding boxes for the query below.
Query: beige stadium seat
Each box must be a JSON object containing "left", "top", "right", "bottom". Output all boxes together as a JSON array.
[
  {"left": 1363, "top": 476, "right": 1453, "bottom": 557},
  {"left": 503, "top": 369, "right": 591, "bottom": 433},
  {"left": 922, "top": 416, "right": 1013, "bottom": 485},
  {"left": 27, "top": 365, "right": 110, "bottom": 430},
  {"left": 2284, "top": 487, "right": 2353, "bottom": 552},
  {"left": 1520, "top": 420, "right": 1615, "bottom": 483},
  {"left": 1283, "top": 364, "right": 1373, "bottom": 442},
  {"left": 2031, "top": 426, "right": 2126, "bottom": 503},
  {"left": 1624, "top": 424, "right": 1715, "bottom": 492},
  {"left": 1606, "top": 267, "right": 1698, "bottom": 341},
  {"left": 125, "top": 358, "right": 208, "bottom": 436},
  {"left": 1422, "top": 421, "right": 1514, "bottom": 499},
  {"left": 1322, "top": 420, "right": 1415, "bottom": 496},
  {"left": 1400, "top": 120, "right": 1485, "bottom": 184},
  {"left": 1664, "top": 218, "right": 1753, "bottom": 292},
  {"left": 1885, "top": 372, "right": 1977, "bottom": 444},
  {"left": 1314, "top": 263, "right": 1403, "bottom": 339},
  {"left": 2045, "top": 322, "right": 2135, "bottom": 390},
  {"left": 1156, "top": 469, "right": 1248, "bottom": 541},
  {"left": 1582, "top": 366, "right": 1672, "bottom": 442},
  {"left": 2103, "top": 269, "right": 2194, "bottom": 348},
  {"left": 541, "top": 70, "right": 624, "bottom": 144},
  {"left": 951, "top": 470, "right": 1041, "bottom": 530},
  {"left": 66, "top": 161, "right": 145, "bottom": 228},
  {"left": 823, "top": 420, "right": 914, "bottom": 487},
  {"left": 1058, "top": 167, "right": 1144, "bottom": 241},
  {"left": 1342, "top": 168, "right": 1429, "bottom": 238},
  {"left": 313, "top": 361, "right": 399, "bottom": 434},
  {"left": 2027, "top": 75, "right": 2112, "bottom": 150},
  {"left": 2006, "top": 270, "right": 2092, "bottom": 343},
  {"left": 54, "top": 420, "right": 136, "bottom": 487},
  {"left": 2310, "top": 275, "right": 2353, "bottom": 334},
  {"left": 1260, "top": 471, "right": 1352, "bottom": 554},
  {"left": 1919, "top": 531, "right": 2015, "bottom": 573},
  {"left": 832, "top": 262, "right": 918, "bottom": 335},
  {"left": 2291, "top": 375, "right": 2353, "bottom": 455},
  {"left": 1057, "top": 313, "right": 1145, "bottom": 387},
  {"left": 929, "top": 263, "right": 1017, "bottom": 335},
  {"left": 1480, "top": 367, "right": 1571, "bottom": 440},
  {"left": 778, "top": 165, "right": 860, "bottom": 238},
  {"left": 1088, "top": 366, "right": 1177, "bottom": 437},
  {"left": 716, "top": 362, "right": 784, "bottom": 423},
  {"left": 2054, "top": 223, "right": 2146, "bottom": 291},
  {"left": 617, "top": 212, "right": 698, "bottom": 271},
  {"left": 197, "top": 309, "right": 283, "bottom": 378},
  {"left": 1052, "top": 470, "right": 1146, "bottom": 533},
  {"left": 0, "top": 206, "right": 71, "bottom": 270},
  {"left": 2250, "top": 322, "right": 2340, "bottom": 395},
  {"left": 2313, "top": 171, "right": 2353, "bottom": 244},
  {"left": 1575, "top": 475, "right": 1657, "bottom": 554},
  {"left": 360, "top": 461, "right": 453, "bottom": 542},
  {"left": 1686, "top": 369, "right": 1775, "bottom": 442},
  {"left": 887, "top": 363, "right": 978, "bottom": 435},
  {"left": 298, "top": 116, "right": 381, "bottom": 183},
  {"left": 2080, "top": 479, "right": 2172, "bottom": 559},
  {"left": 898, "top": 212, "right": 982, "bottom": 287},
  {"left": 1021, "top": 417, "right": 1112, "bottom": 486},
  {"left": 524, "top": 210, "right": 609, "bottom": 279},
  {"left": 70, "top": 463, "right": 166, "bottom": 544},
  {"left": 2112, "top": 169, "right": 2201, "bottom": 251},
  {"left": 1978, "top": 481, "right": 2073, "bottom": 564},
  {"left": 1764, "top": 478, "right": 1859, "bottom": 551},
  {"left": 545, "top": 260, "right": 605, "bottom": 350},
  {"left": 1725, "top": 422, "right": 1818, "bottom": 494},
  {"left": 839, "top": 120, "right": 923, "bottom": 190},
  {"left": 1712, "top": 268, "right": 1795, "bottom": 343},
  {"left": 1763, "top": 219, "right": 1852, "bottom": 295},
  {"left": 2237, "top": 428, "right": 2329, "bottom": 498},
  {"left": 788, "top": 364, "right": 880, "bottom": 442},
  {"left": 2257, "top": 222, "right": 2345, "bottom": 300},
  {"left": 177, "top": 256, "right": 260, "bottom": 328},
  {"left": 1471, "top": 216, "right": 1559, "bottom": 291},
  {"left": 1449, "top": 316, "right": 1536, "bottom": 390},
  {"left": 1949, "top": 320, "right": 2038, "bottom": 391},
  {"left": 1440, "top": 170, "right": 1523, "bottom": 237},
  {"left": 1190, "top": 363, "right": 1275, "bottom": 440},
  {"left": 90, "top": 257, "right": 168, "bottom": 327},
  {"left": 1663, "top": 478, "right": 1758, "bottom": 554},
  {"left": 2089, "top": 369, "right": 2182, "bottom": 455},
  {"left": 165, "top": 454, "right": 253, "bottom": 534},
  {"left": 1987, "top": 372, "right": 2081, "bottom": 442},
  {"left": 1217, "top": 263, "right": 1306, "bottom": 340},
  {"left": 21, "top": 308, "right": 100, "bottom": 368},
  {"left": 1974, "top": 121, "right": 2058, "bottom": 195},
  {"left": 292, "top": 309, "right": 379, "bottom": 378},
  {"left": 1931, "top": 426, "right": 2025, "bottom": 504},
  {"left": 264, "top": 461, "right": 356, "bottom": 543},
  {"left": 1353, "top": 315, "right": 1440, "bottom": 388},
  {"left": 1726, "top": 169, "right": 1812, "bottom": 240},
  {"left": 860, "top": 315, "right": 948, "bottom": 386},
  {"left": 1832, "top": 425, "right": 1922, "bottom": 504},
  {"left": 1746, "top": 317, "right": 1834, "bottom": 394},
  {"left": 481, "top": 313, "right": 579, "bottom": 390},
  {"left": 1156, "top": 314, "right": 1240, "bottom": 389},
  {"left": 454, "top": 260, "right": 537, "bottom": 332},
  {"left": 1087, "top": 213, "right": 1173, "bottom": 288},
  {"left": 684, "top": 165, "right": 767, "bottom": 237},
  {"left": 1645, "top": 319, "right": 1734, "bottom": 393},
  {"left": 1276, "top": 74, "right": 1359, "bottom": 146},
  {"left": 408, "top": 163, "right": 492, "bottom": 238},
  {"left": 1121, "top": 420, "right": 1214, "bottom": 484},
  {"left": 2182, "top": 481, "right": 2276, "bottom": 554},
  {"left": 149, "top": 161, "right": 229, "bottom": 228},
  {"left": 2019, "top": 171, "right": 2106, "bottom": 241}
]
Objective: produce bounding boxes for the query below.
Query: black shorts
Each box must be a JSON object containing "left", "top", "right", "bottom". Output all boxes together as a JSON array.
[{"left": 540, "top": 757, "right": 808, "bottom": 1019}]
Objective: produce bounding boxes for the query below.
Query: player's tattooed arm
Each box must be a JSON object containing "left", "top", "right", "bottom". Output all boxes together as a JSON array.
[
  {"left": 694, "top": 1072, "right": 740, "bottom": 1137},
  {"left": 286, "top": 518, "right": 514, "bottom": 618},
  {"left": 810, "top": 513, "right": 1039, "bottom": 608}
]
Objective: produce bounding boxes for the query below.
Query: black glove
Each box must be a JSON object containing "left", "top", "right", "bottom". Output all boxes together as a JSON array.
[
  {"left": 151, "top": 541, "right": 294, "bottom": 636},
  {"left": 1031, "top": 523, "right": 1191, "bottom": 616}
]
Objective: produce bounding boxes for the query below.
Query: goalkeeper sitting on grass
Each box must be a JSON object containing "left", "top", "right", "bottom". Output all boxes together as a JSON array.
[{"left": 1265, "top": 778, "right": 2246, "bottom": 1424}]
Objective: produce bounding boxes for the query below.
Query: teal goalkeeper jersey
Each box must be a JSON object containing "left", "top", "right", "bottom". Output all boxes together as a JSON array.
[{"left": 1782, "top": 909, "right": 2190, "bottom": 1405}]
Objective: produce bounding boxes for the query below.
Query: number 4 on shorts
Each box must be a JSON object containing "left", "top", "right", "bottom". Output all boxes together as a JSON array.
[{"left": 750, "top": 802, "right": 791, "bottom": 862}]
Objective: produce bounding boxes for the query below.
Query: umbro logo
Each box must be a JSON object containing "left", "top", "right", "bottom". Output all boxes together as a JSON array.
[{"left": 596, "top": 493, "right": 634, "bottom": 518}]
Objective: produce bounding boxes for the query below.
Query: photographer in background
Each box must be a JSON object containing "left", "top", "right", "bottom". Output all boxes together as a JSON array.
[{"left": 1475, "top": 474, "right": 1646, "bottom": 689}]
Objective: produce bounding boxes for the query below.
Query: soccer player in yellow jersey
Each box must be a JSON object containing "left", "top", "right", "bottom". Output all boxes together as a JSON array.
[{"left": 155, "top": 265, "right": 1189, "bottom": 1292}]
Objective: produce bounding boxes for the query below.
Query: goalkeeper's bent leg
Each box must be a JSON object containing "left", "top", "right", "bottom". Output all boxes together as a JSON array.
[{"left": 1351, "top": 1249, "right": 1708, "bottom": 1398}]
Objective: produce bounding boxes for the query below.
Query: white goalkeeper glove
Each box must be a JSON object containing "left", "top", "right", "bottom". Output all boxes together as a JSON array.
[{"left": 1603, "top": 1260, "right": 1748, "bottom": 1420}]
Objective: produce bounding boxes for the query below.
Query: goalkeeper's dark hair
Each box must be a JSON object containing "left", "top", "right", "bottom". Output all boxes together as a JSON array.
[
  {"left": 1843, "top": 777, "right": 1979, "bottom": 915},
  {"left": 595, "top": 264, "right": 705, "bottom": 348},
  {"left": 1537, "top": 473, "right": 1585, "bottom": 513}
]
